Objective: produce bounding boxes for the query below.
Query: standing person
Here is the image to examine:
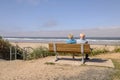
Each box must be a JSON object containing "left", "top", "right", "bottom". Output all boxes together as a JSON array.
[
  {"left": 66, "top": 34, "right": 76, "bottom": 44},
  {"left": 77, "top": 33, "right": 89, "bottom": 60}
]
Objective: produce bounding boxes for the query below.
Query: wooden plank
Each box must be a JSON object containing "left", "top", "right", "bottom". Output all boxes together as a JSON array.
[{"left": 49, "top": 43, "right": 91, "bottom": 53}]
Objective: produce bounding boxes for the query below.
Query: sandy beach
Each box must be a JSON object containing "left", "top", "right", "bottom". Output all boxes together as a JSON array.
[
  {"left": 0, "top": 54, "right": 118, "bottom": 80},
  {"left": 10, "top": 42, "right": 118, "bottom": 50},
  {"left": 0, "top": 42, "right": 120, "bottom": 80},
  {"left": 10, "top": 42, "right": 49, "bottom": 49}
]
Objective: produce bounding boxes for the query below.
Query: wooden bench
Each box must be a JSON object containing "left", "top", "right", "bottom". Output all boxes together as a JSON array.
[{"left": 49, "top": 43, "right": 91, "bottom": 63}]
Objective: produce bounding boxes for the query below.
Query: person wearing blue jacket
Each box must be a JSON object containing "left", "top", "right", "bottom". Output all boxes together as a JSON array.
[
  {"left": 66, "top": 34, "right": 76, "bottom": 59},
  {"left": 66, "top": 34, "right": 76, "bottom": 44}
]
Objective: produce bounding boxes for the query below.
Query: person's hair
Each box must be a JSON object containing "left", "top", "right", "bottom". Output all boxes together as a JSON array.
[
  {"left": 80, "top": 33, "right": 85, "bottom": 39},
  {"left": 68, "top": 34, "right": 73, "bottom": 39}
]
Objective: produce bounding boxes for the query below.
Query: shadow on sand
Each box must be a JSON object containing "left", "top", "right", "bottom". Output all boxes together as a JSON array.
[
  {"left": 86, "top": 58, "right": 107, "bottom": 63},
  {"left": 57, "top": 57, "right": 107, "bottom": 63}
]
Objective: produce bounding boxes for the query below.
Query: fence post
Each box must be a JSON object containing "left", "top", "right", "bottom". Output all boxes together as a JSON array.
[
  {"left": 10, "top": 47, "right": 12, "bottom": 61},
  {"left": 23, "top": 48, "right": 26, "bottom": 60},
  {"left": 15, "top": 47, "right": 17, "bottom": 60}
]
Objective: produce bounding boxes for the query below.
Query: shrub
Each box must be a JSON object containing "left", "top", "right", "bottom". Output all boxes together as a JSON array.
[
  {"left": 27, "top": 46, "right": 55, "bottom": 60},
  {"left": 0, "top": 39, "right": 23, "bottom": 60},
  {"left": 110, "top": 59, "right": 120, "bottom": 80},
  {"left": 0, "top": 36, "right": 2, "bottom": 39},
  {"left": 91, "top": 48, "right": 109, "bottom": 56},
  {"left": 114, "top": 46, "right": 120, "bottom": 53},
  {"left": 0, "top": 39, "right": 11, "bottom": 59},
  {"left": 45, "top": 62, "right": 55, "bottom": 65}
]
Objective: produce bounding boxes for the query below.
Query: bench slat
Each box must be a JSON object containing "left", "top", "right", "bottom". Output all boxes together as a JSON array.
[{"left": 49, "top": 43, "right": 91, "bottom": 53}]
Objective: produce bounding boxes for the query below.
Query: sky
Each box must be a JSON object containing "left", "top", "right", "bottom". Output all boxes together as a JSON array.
[{"left": 0, "top": 0, "right": 120, "bottom": 37}]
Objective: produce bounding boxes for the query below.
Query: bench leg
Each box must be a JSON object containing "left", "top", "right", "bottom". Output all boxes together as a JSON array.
[
  {"left": 55, "top": 52, "right": 58, "bottom": 61},
  {"left": 72, "top": 53, "right": 75, "bottom": 59},
  {"left": 82, "top": 53, "right": 85, "bottom": 64}
]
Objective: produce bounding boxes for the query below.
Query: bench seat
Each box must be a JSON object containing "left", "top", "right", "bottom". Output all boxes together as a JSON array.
[{"left": 49, "top": 43, "right": 91, "bottom": 63}]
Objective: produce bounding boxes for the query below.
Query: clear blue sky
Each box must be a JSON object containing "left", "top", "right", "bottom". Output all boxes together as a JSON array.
[{"left": 0, "top": 0, "right": 120, "bottom": 37}]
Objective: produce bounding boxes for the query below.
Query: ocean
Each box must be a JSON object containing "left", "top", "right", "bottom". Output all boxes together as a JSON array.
[{"left": 3, "top": 37, "right": 120, "bottom": 45}]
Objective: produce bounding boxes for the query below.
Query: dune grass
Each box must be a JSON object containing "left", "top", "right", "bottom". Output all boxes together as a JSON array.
[
  {"left": 114, "top": 46, "right": 120, "bottom": 53},
  {"left": 110, "top": 59, "right": 120, "bottom": 80},
  {"left": 45, "top": 62, "right": 55, "bottom": 65},
  {"left": 0, "top": 36, "right": 2, "bottom": 39},
  {"left": 91, "top": 48, "right": 109, "bottom": 56},
  {"left": 27, "top": 47, "right": 55, "bottom": 60},
  {"left": 0, "top": 38, "right": 23, "bottom": 60}
]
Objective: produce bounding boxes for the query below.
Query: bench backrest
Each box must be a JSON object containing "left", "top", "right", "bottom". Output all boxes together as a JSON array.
[{"left": 49, "top": 43, "right": 91, "bottom": 53}]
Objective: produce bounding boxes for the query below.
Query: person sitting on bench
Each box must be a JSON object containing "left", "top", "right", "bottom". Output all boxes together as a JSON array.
[
  {"left": 77, "top": 33, "right": 89, "bottom": 60},
  {"left": 66, "top": 34, "right": 76, "bottom": 44}
]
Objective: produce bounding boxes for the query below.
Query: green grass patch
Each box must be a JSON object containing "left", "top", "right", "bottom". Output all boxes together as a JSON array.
[
  {"left": 110, "top": 59, "right": 120, "bottom": 80},
  {"left": 91, "top": 48, "right": 109, "bottom": 56},
  {"left": 114, "top": 46, "right": 120, "bottom": 53},
  {"left": 81, "top": 64, "right": 87, "bottom": 66},
  {"left": 27, "top": 46, "right": 55, "bottom": 60},
  {"left": 45, "top": 62, "right": 55, "bottom": 65},
  {"left": 0, "top": 36, "right": 2, "bottom": 39},
  {"left": 0, "top": 38, "right": 23, "bottom": 60}
]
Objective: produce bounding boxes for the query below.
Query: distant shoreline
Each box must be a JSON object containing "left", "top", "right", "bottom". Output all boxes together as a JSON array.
[
  {"left": 4, "top": 37, "right": 120, "bottom": 45},
  {"left": 3, "top": 36, "right": 120, "bottom": 40}
]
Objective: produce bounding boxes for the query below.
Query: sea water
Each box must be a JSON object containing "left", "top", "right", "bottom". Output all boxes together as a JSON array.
[{"left": 3, "top": 37, "right": 120, "bottom": 45}]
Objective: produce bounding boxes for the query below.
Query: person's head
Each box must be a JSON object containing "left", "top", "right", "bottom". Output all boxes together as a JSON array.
[
  {"left": 68, "top": 34, "right": 73, "bottom": 39},
  {"left": 80, "top": 33, "right": 85, "bottom": 39}
]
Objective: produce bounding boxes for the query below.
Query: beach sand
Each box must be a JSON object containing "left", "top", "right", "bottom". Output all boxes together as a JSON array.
[
  {"left": 0, "top": 42, "right": 120, "bottom": 80},
  {"left": 0, "top": 55, "right": 117, "bottom": 80},
  {"left": 10, "top": 42, "right": 118, "bottom": 50},
  {"left": 10, "top": 42, "right": 49, "bottom": 49}
]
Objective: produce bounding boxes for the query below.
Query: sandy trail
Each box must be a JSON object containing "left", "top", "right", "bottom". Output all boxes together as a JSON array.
[{"left": 0, "top": 54, "right": 117, "bottom": 80}]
